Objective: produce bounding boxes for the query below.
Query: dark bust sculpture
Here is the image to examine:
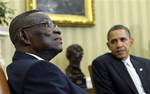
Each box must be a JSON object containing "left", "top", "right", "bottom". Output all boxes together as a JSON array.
[{"left": 65, "top": 44, "right": 87, "bottom": 89}]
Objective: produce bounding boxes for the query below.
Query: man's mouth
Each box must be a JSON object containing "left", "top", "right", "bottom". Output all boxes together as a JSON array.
[{"left": 55, "top": 37, "right": 62, "bottom": 44}]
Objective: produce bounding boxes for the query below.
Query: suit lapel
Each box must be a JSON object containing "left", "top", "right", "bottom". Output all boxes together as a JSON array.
[
  {"left": 110, "top": 56, "right": 139, "bottom": 94},
  {"left": 130, "top": 57, "right": 148, "bottom": 93}
]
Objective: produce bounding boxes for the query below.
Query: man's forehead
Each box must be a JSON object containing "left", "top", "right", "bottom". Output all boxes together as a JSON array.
[
  {"left": 9, "top": 11, "right": 54, "bottom": 35},
  {"left": 108, "top": 30, "right": 130, "bottom": 40},
  {"left": 24, "top": 12, "right": 52, "bottom": 25},
  {"left": 28, "top": 12, "right": 49, "bottom": 19},
  {"left": 109, "top": 29, "right": 128, "bottom": 36}
]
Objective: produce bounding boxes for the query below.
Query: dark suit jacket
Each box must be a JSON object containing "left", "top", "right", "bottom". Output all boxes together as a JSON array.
[
  {"left": 92, "top": 53, "right": 150, "bottom": 94},
  {"left": 7, "top": 51, "right": 87, "bottom": 94}
]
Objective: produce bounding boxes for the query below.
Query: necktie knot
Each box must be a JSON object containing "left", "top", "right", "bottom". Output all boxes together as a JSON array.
[{"left": 124, "top": 61, "right": 131, "bottom": 67}]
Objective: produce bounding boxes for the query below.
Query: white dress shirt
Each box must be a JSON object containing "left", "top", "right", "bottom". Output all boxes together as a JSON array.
[{"left": 122, "top": 56, "right": 146, "bottom": 94}]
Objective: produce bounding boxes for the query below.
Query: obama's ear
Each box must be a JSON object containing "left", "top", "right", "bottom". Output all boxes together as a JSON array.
[
  {"left": 107, "top": 42, "right": 110, "bottom": 50},
  {"left": 130, "top": 38, "right": 134, "bottom": 46}
]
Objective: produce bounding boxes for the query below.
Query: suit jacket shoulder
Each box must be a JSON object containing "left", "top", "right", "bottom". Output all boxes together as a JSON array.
[
  {"left": 130, "top": 55, "right": 150, "bottom": 63},
  {"left": 92, "top": 53, "right": 119, "bottom": 66},
  {"left": 7, "top": 52, "right": 87, "bottom": 94}
]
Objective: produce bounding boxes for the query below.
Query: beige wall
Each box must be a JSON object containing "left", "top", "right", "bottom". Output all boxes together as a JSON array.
[{"left": 2, "top": 0, "right": 150, "bottom": 77}]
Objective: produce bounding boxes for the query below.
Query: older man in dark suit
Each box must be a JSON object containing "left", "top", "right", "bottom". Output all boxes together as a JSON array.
[
  {"left": 7, "top": 10, "right": 87, "bottom": 94},
  {"left": 92, "top": 25, "right": 150, "bottom": 94}
]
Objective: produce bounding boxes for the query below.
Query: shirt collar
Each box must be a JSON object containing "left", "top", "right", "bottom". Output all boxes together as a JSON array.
[
  {"left": 26, "top": 53, "right": 44, "bottom": 60},
  {"left": 122, "top": 56, "right": 132, "bottom": 67}
]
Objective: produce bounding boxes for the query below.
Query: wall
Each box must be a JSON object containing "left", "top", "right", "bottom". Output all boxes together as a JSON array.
[{"left": 2, "top": 0, "right": 150, "bottom": 77}]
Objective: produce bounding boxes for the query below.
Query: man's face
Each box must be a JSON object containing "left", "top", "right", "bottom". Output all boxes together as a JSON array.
[
  {"left": 28, "top": 23, "right": 63, "bottom": 54},
  {"left": 107, "top": 29, "right": 133, "bottom": 60}
]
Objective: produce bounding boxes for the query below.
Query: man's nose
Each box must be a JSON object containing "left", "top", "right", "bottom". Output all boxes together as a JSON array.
[
  {"left": 116, "top": 40, "right": 123, "bottom": 47},
  {"left": 53, "top": 29, "right": 61, "bottom": 35},
  {"left": 53, "top": 26, "right": 61, "bottom": 35}
]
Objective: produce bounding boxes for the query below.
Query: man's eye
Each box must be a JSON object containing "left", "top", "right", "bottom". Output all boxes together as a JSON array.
[
  {"left": 44, "top": 32, "right": 51, "bottom": 36},
  {"left": 110, "top": 40, "right": 116, "bottom": 44},
  {"left": 121, "top": 38, "right": 127, "bottom": 42}
]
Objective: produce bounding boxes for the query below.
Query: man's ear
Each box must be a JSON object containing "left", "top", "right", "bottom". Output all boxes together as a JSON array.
[
  {"left": 107, "top": 42, "right": 110, "bottom": 50},
  {"left": 130, "top": 38, "right": 134, "bottom": 45},
  {"left": 19, "top": 30, "right": 31, "bottom": 45}
]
